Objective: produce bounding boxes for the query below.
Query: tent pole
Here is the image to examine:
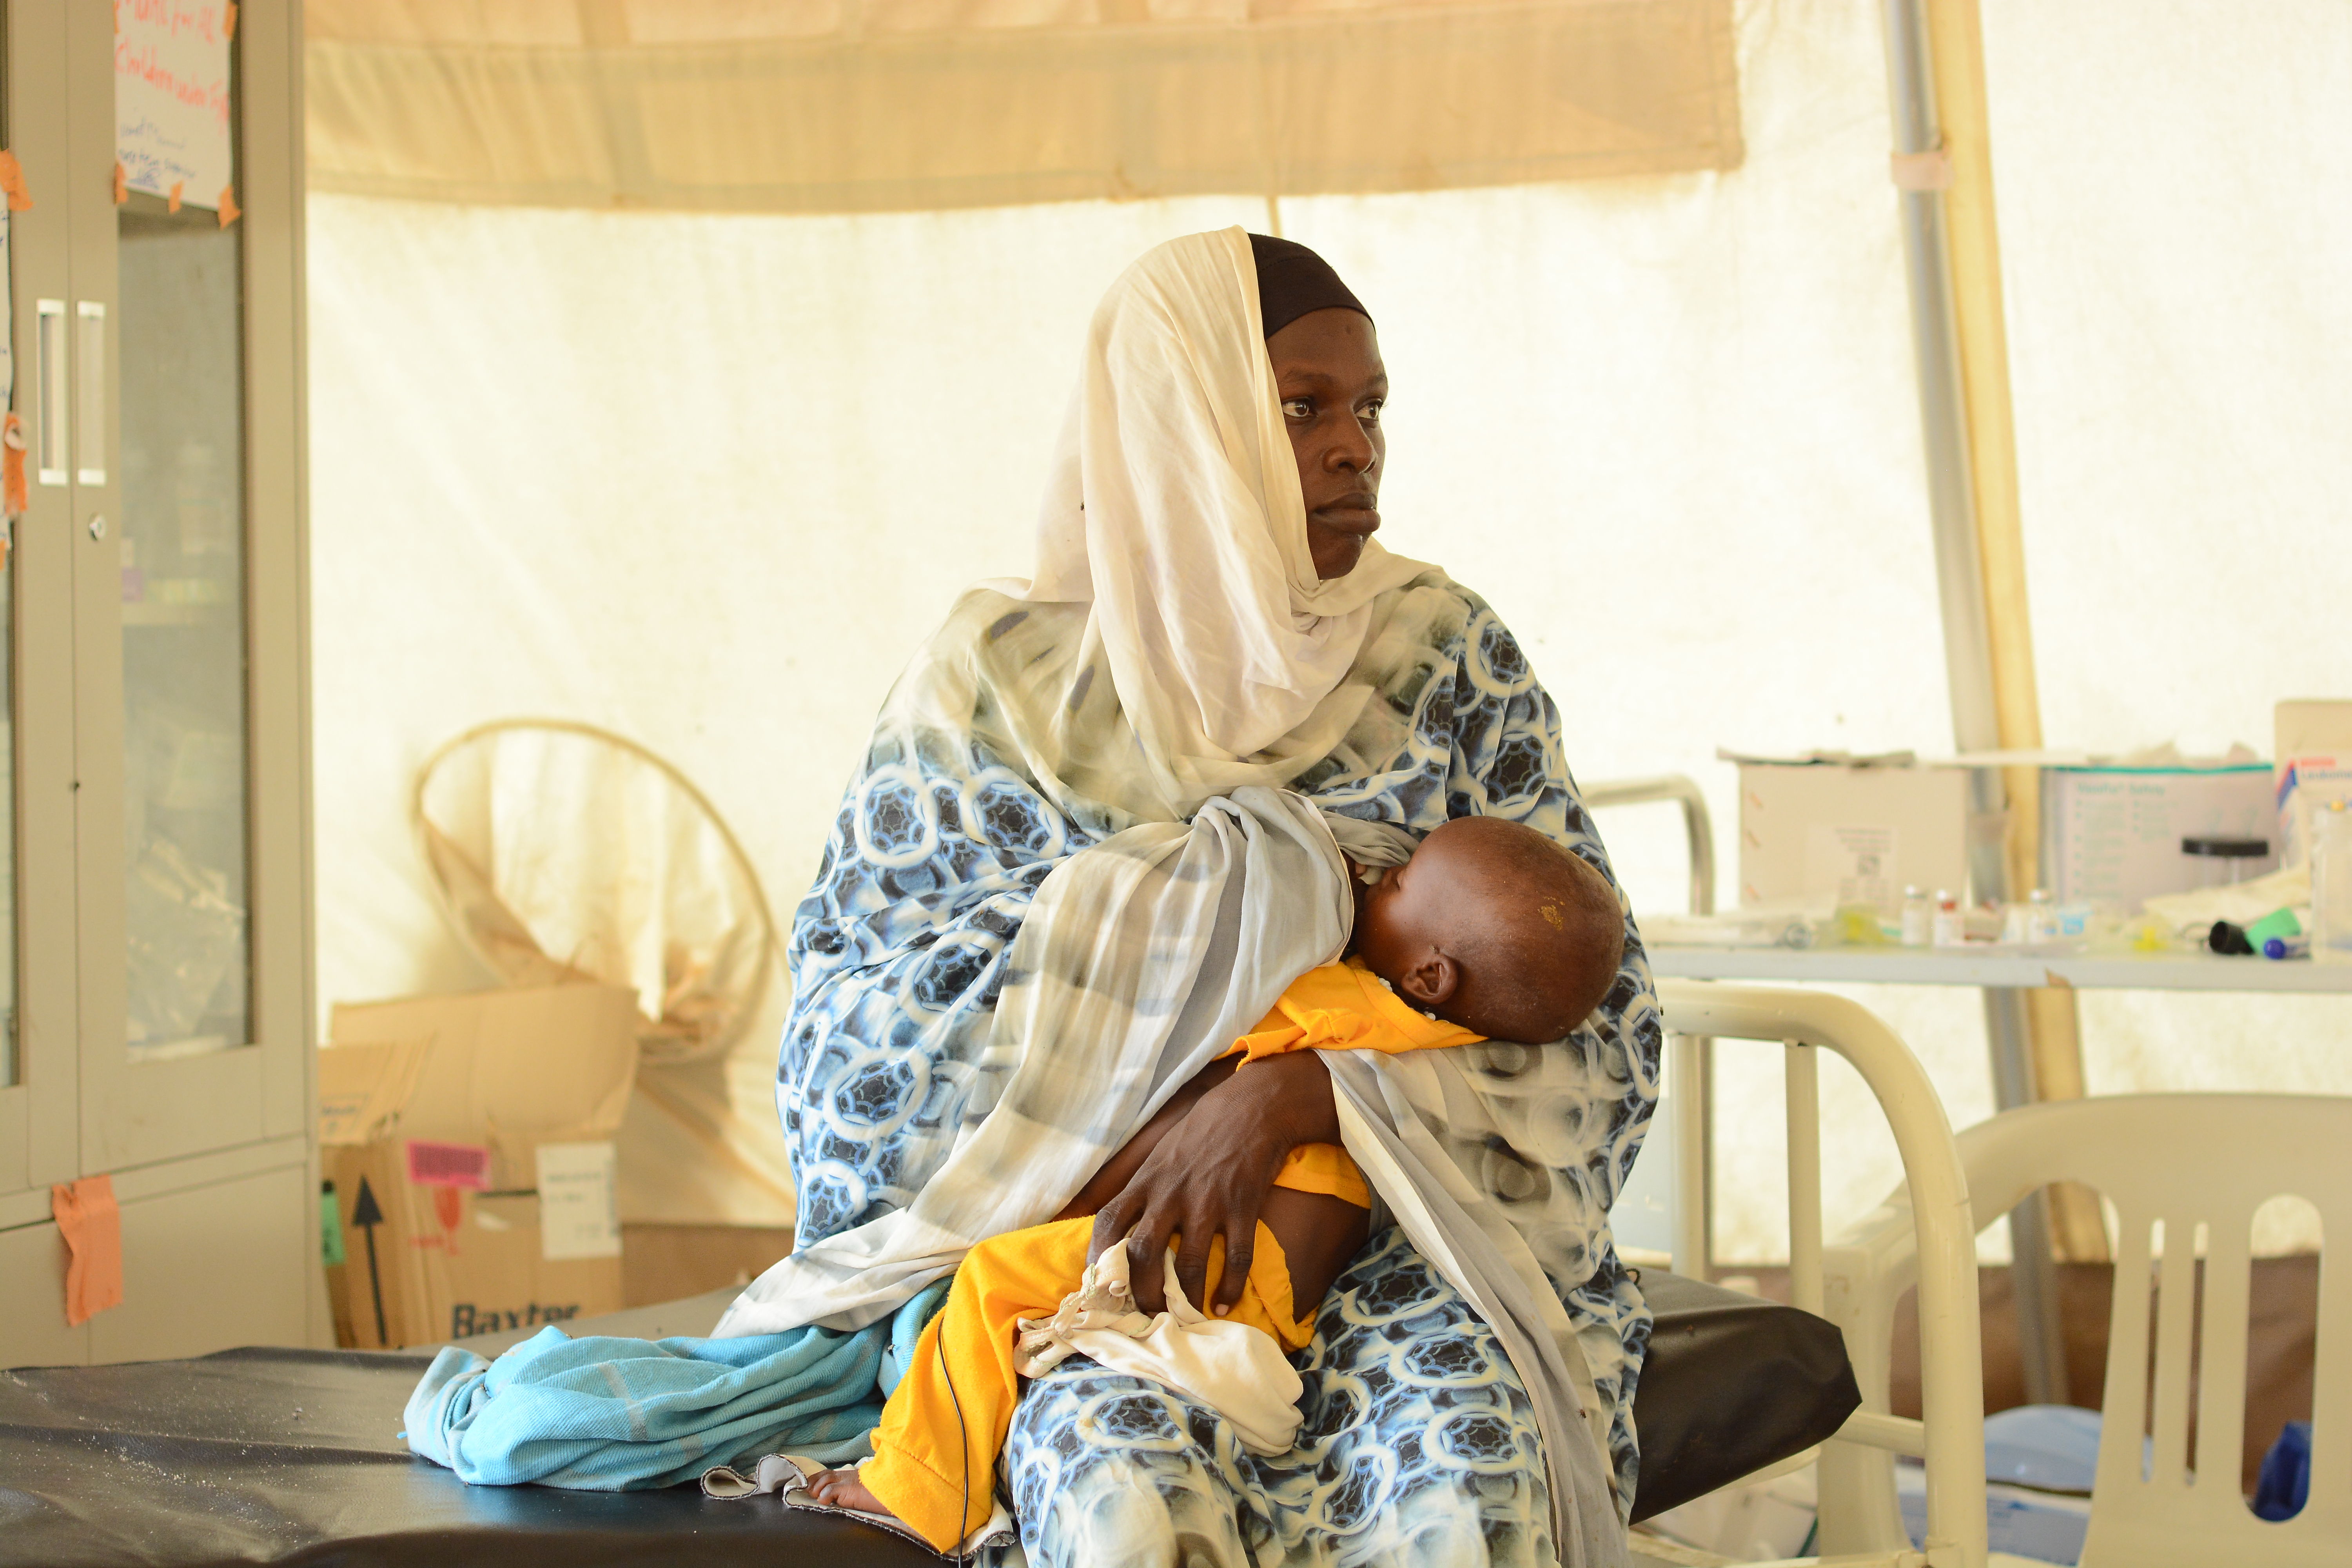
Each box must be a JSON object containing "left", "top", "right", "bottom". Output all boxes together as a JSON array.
[
  {"left": 1881, "top": 0, "right": 2072, "bottom": 1408},
  {"left": 1921, "top": 0, "right": 2109, "bottom": 1274}
]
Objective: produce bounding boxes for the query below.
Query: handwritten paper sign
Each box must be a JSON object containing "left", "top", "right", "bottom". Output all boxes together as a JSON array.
[
  {"left": 116, "top": 1, "right": 233, "bottom": 210},
  {"left": 535, "top": 1142, "right": 622, "bottom": 1261}
]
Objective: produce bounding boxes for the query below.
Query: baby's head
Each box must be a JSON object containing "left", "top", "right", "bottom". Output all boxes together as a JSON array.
[{"left": 1350, "top": 817, "right": 1624, "bottom": 1044}]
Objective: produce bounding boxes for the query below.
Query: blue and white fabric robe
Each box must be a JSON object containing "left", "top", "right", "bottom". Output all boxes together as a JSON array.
[{"left": 725, "top": 571, "right": 1662, "bottom": 1566}]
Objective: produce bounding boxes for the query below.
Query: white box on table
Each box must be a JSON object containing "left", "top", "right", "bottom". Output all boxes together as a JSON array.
[
  {"left": 2040, "top": 763, "right": 2276, "bottom": 911},
  {"left": 2277, "top": 699, "right": 2352, "bottom": 869},
  {"left": 1733, "top": 757, "right": 1971, "bottom": 918}
]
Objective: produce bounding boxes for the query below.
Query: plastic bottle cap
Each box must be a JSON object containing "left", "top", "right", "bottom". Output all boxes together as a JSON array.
[
  {"left": 2182, "top": 836, "right": 2271, "bottom": 858},
  {"left": 2246, "top": 907, "right": 2303, "bottom": 947},
  {"left": 2210, "top": 920, "right": 2255, "bottom": 956}
]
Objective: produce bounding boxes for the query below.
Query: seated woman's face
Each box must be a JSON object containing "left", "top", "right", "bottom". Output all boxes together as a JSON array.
[{"left": 1268, "top": 308, "right": 1388, "bottom": 580}]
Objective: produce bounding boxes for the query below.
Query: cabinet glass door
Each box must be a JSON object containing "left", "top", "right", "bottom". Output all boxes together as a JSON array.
[
  {"left": 0, "top": 44, "right": 14, "bottom": 1092},
  {"left": 0, "top": 465, "right": 13, "bottom": 1089},
  {"left": 116, "top": 201, "right": 247, "bottom": 1063}
]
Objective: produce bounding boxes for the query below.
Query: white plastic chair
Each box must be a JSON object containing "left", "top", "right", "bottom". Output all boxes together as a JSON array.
[
  {"left": 1816, "top": 1094, "right": 2352, "bottom": 1566},
  {"left": 1655, "top": 980, "right": 1991, "bottom": 1568}
]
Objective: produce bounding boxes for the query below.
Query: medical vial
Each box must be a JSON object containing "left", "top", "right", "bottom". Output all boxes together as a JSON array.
[
  {"left": 1900, "top": 886, "right": 1931, "bottom": 947},
  {"left": 2027, "top": 888, "right": 2057, "bottom": 943},
  {"left": 1931, "top": 889, "right": 1964, "bottom": 948}
]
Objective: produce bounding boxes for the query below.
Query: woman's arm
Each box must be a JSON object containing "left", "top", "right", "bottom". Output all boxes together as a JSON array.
[
  {"left": 1053, "top": 1057, "right": 1237, "bottom": 1222},
  {"left": 1086, "top": 1049, "right": 1341, "bottom": 1316}
]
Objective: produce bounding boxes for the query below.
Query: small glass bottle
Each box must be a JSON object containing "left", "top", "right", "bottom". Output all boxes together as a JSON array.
[
  {"left": 1931, "top": 889, "right": 1965, "bottom": 947},
  {"left": 2027, "top": 888, "right": 2057, "bottom": 943},
  {"left": 2313, "top": 800, "right": 2352, "bottom": 966},
  {"left": 1900, "top": 885, "right": 1932, "bottom": 947}
]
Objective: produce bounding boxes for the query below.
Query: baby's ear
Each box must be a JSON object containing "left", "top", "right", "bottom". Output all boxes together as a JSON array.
[{"left": 1396, "top": 953, "right": 1458, "bottom": 1008}]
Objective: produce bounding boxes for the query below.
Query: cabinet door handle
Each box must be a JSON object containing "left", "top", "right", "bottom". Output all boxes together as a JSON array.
[
  {"left": 35, "top": 298, "right": 67, "bottom": 487},
  {"left": 75, "top": 301, "right": 106, "bottom": 486}
]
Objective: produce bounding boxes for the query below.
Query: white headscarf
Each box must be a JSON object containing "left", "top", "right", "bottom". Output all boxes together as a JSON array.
[{"left": 1019, "top": 227, "right": 1432, "bottom": 814}]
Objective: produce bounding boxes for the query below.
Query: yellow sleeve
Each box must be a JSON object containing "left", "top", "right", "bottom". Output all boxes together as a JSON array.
[
  {"left": 1270, "top": 1143, "right": 1372, "bottom": 1208},
  {"left": 1219, "top": 1005, "right": 1304, "bottom": 1062},
  {"left": 1224, "top": 959, "right": 1485, "bottom": 1063}
]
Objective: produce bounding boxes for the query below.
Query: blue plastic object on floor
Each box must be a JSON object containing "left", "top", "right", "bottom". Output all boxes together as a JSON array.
[
  {"left": 1896, "top": 1406, "right": 2108, "bottom": 1566},
  {"left": 1984, "top": 1405, "right": 2103, "bottom": 1494},
  {"left": 1896, "top": 1465, "right": 2092, "bottom": 1566},
  {"left": 2254, "top": 1420, "right": 2312, "bottom": 1521}
]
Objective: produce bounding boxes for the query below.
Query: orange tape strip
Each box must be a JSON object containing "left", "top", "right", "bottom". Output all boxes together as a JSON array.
[
  {"left": 217, "top": 184, "right": 240, "bottom": 227},
  {"left": 3, "top": 412, "right": 28, "bottom": 519},
  {"left": 167, "top": 180, "right": 183, "bottom": 214},
  {"left": 113, "top": 161, "right": 127, "bottom": 204},
  {"left": 0, "top": 151, "right": 34, "bottom": 212},
  {"left": 51, "top": 1175, "right": 125, "bottom": 1327}
]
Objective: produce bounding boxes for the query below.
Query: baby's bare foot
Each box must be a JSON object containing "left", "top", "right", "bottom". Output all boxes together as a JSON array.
[{"left": 806, "top": 1466, "right": 895, "bottom": 1519}]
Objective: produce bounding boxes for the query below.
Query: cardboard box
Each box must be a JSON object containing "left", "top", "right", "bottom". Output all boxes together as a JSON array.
[
  {"left": 321, "top": 984, "right": 640, "bottom": 1349},
  {"left": 2041, "top": 764, "right": 2277, "bottom": 911},
  {"left": 1736, "top": 760, "right": 1971, "bottom": 916},
  {"left": 2276, "top": 699, "right": 2352, "bottom": 868}
]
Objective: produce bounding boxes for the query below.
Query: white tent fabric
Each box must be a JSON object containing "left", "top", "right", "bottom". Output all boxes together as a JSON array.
[
  {"left": 306, "top": 0, "right": 1980, "bottom": 1241},
  {"left": 1980, "top": 0, "right": 2352, "bottom": 1209},
  {"left": 307, "top": 0, "right": 2348, "bottom": 1250},
  {"left": 302, "top": 0, "right": 1744, "bottom": 212}
]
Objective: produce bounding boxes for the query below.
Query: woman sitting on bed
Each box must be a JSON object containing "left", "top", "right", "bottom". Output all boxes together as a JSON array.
[{"left": 718, "top": 229, "right": 1660, "bottom": 1568}]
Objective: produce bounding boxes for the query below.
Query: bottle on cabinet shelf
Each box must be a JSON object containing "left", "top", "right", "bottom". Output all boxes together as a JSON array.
[
  {"left": 1899, "top": 885, "right": 1932, "bottom": 947},
  {"left": 1930, "top": 889, "right": 1965, "bottom": 948}
]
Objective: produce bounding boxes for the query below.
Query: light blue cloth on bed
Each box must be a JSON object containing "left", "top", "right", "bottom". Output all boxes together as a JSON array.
[{"left": 402, "top": 1278, "right": 950, "bottom": 1490}]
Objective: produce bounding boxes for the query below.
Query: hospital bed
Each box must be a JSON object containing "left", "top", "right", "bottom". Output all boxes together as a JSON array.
[
  {"left": 0, "top": 983, "right": 1989, "bottom": 1567},
  {"left": 0, "top": 1274, "right": 1849, "bottom": 1566}
]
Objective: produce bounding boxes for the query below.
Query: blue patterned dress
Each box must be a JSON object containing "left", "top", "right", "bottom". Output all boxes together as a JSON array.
[{"left": 781, "top": 572, "right": 1659, "bottom": 1564}]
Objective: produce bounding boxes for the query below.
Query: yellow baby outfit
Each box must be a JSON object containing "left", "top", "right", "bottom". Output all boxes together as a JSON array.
[
  {"left": 859, "top": 957, "right": 1481, "bottom": 1550},
  {"left": 1230, "top": 953, "right": 1481, "bottom": 1207}
]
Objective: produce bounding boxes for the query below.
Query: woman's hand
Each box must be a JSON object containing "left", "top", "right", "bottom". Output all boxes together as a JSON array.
[
  {"left": 1087, "top": 1049, "right": 1341, "bottom": 1316},
  {"left": 1053, "top": 1058, "right": 1236, "bottom": 1223}
]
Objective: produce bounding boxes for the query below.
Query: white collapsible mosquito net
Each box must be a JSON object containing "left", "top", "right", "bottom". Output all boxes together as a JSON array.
[{"left": 415, "top": 720, "right": 782, "bottom": 1067}]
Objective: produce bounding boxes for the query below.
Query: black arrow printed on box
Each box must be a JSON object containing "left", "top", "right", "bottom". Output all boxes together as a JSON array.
[{"left": 350, "top": 1176, "right": 389, "bottom": 1348}]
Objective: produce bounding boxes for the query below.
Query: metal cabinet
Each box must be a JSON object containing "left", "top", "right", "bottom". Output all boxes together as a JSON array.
[{"left": 0, "top": 0, "right": 314, "bottom": 1364}]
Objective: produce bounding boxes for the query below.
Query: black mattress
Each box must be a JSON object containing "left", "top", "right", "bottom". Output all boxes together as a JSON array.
[{"left": 0, "top": 1271, "right": 1856, "bottom": 1566}]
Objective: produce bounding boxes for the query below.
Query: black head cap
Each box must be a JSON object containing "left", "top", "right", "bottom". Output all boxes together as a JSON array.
[{"left": 1249, "top": 234, "right": 1371, "bottom": 339}]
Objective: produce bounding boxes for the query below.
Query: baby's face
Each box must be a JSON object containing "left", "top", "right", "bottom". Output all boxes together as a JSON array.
[{"left": 1348, "top": 851, "right": 1457, "bottom": 992}]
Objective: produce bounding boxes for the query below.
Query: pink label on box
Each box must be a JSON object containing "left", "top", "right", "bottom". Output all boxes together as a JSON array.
[{"left": 405, "top": 1140, "right": 491, "bottom": 1191}]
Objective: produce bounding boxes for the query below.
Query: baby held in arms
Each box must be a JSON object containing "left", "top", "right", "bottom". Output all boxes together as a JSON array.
[{"left": 807, "top": 815, "right": 1626, "bottom": 1552}]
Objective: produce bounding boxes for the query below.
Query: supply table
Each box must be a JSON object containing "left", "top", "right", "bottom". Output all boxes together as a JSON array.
[
  {"left": 1648, "top": 945, "right": 2352, "bottom": 992},
  {"left": 1647, "top": 940, "right": 2352, "bottom": 1406}
]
